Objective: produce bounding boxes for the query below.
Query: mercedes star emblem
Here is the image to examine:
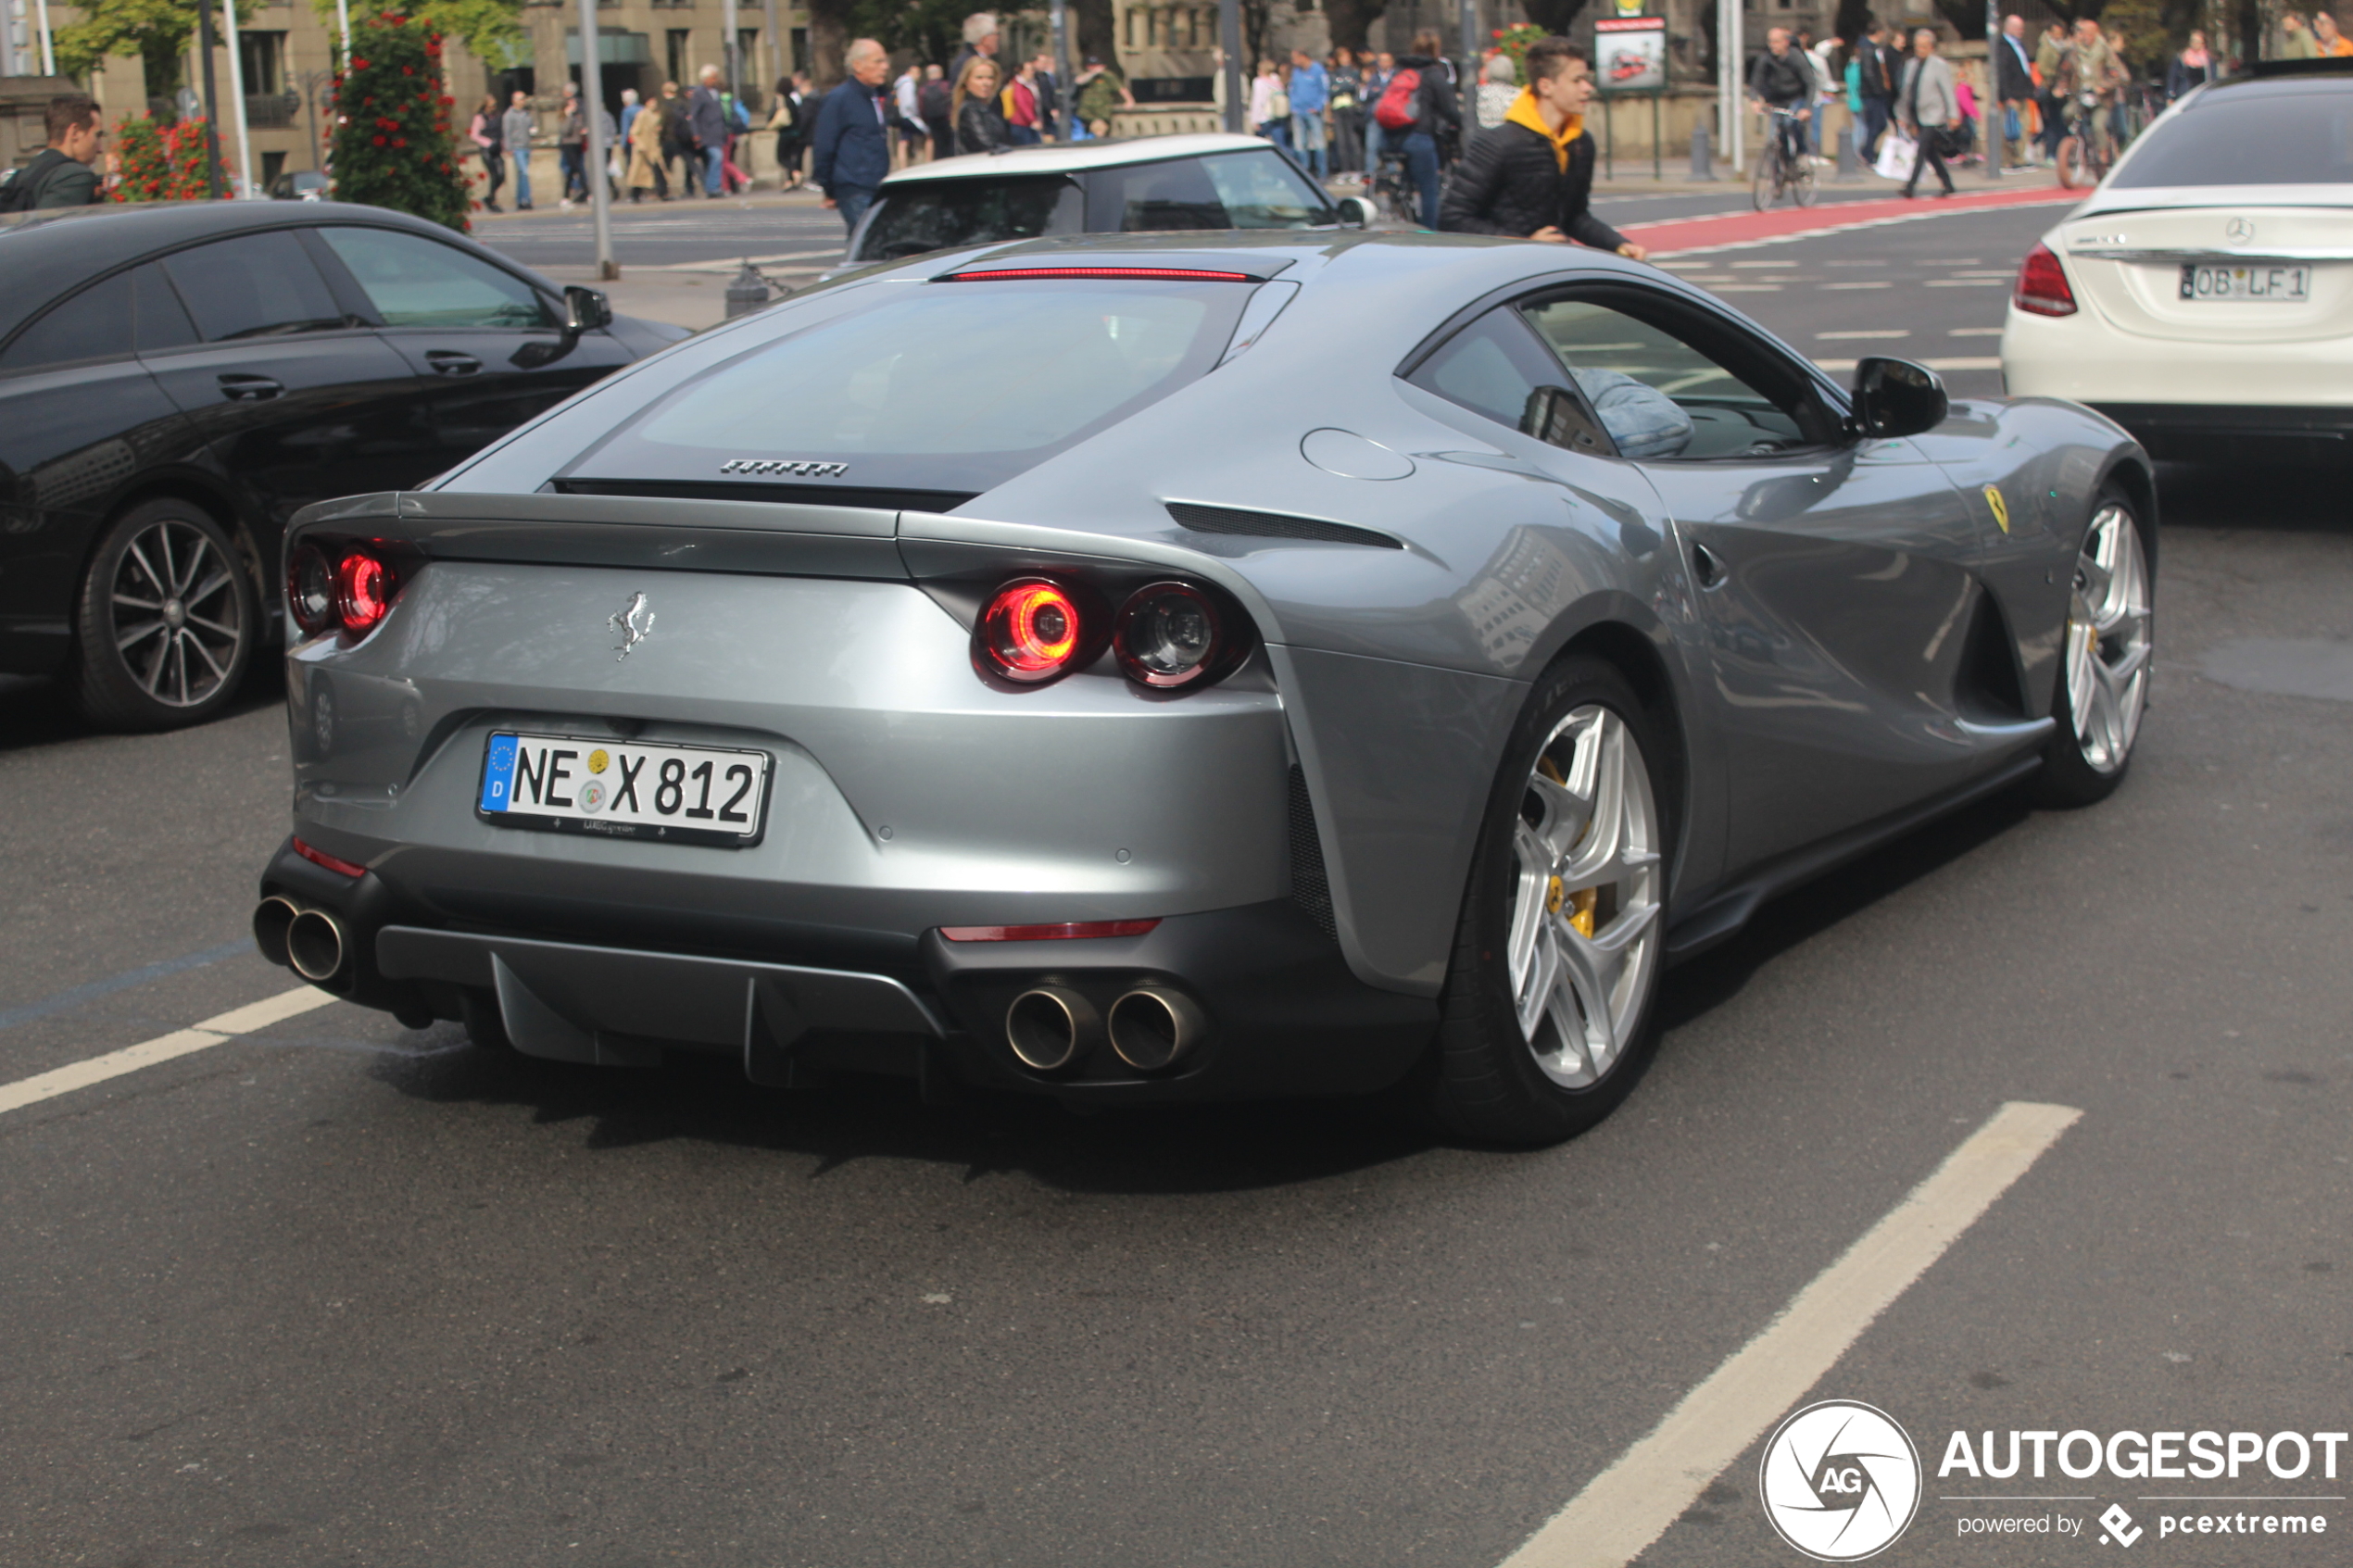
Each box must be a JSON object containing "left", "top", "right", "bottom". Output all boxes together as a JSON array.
[{"left": 2224, "top": 217, "right": 2257, "bottom": 245}]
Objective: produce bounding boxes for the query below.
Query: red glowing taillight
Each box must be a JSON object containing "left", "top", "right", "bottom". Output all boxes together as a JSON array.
[
  {"left": 977, "top": 578, "right": 1088, "bottom": 683},
  {"left": 286, "top": 544, "right": 336, "bottom": 636},
  {"left": 1115, "top": 582, "right": 1225, "bottom": 690},
  {"left": 2013, "top": 243, "right": 2077, "bottom": 317},
  {"left": 333, "top": 547, "right": 396, "bottom": 634}
]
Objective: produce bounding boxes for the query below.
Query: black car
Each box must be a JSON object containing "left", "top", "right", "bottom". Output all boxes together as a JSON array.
[{"left": 0, "top": 200, "right": 688, "bottom": 728}]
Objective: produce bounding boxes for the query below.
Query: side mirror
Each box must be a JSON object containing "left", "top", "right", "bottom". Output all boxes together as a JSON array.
[
  {"left": 1850, "top": 356, "right": 1948, "bottom": 439},
  {"left": 564, "top": 284, "right": 613, "bottom": 332},
  {"left": 1334, "top": 194, "right": 1377, "bottom": 230}
]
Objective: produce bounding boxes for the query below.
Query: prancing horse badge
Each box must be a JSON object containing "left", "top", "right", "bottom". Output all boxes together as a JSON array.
[{"left": 609, "top": 592, "right": 655, "bottom": 660}]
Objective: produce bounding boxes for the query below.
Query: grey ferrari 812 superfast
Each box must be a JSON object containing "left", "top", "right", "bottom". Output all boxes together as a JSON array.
[{"left": 251, "top": 231, "right": 2155, "bottom": 1145}]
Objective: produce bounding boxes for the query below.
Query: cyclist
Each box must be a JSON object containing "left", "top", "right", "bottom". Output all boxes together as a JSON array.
[
  {"left": 2056, "top": 17, "right": 2128, "bottom": 169},
  {"left": 1438, "top": 36, "right": 1648, "bottom": 260},
  {"left": 1746, "top": 27, "right": 1816, "bottom": 176}
]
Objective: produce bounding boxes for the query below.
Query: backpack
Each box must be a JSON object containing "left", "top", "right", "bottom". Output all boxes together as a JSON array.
[
  {"left": 1374, "top": 68, "right": 1422, "bottom": 131},
  {"left": 919, "top": 78, "right": 950, "bottom": 120},
  {"left": 0, "top": 149, "right": 68, "bottom": 214}
]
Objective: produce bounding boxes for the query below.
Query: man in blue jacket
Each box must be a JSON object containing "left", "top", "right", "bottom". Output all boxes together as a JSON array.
[{"left": 812, "top": 38, "right": 894, "bottom": 232}]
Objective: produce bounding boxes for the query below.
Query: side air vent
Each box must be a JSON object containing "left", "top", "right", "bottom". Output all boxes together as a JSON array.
[
  {"left": 1288, "top": 765, "right": 1338, "bottom": 942},
  {"left": 1167, "top": 501, "right": 1403, "bottom": 550}
]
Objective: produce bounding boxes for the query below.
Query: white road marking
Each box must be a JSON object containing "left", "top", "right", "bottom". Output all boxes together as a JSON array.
[
  {"left": 1949, "top": 326, "right": 2005, "bottom": 336},
  {"left": 1816, "top": 329, "right": 1910, "bottom": 339},
  {"left": 0, "top": 986, "right": 341, "bottom": 1118},
  {"left": 1496, "top": 1100, "right": 2082, "bottom": 1568},
  {"left": 1927, "top": 278, "right": 2008, "bottom": 286},
  {"left": 1814, "top": 356, "right": 2001, "bottom": 372},
  {"left": 1822, "top": 280, "right": 1893, "bottom": 290}
]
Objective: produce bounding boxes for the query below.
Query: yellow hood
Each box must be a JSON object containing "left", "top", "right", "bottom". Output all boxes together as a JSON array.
[{"left": 1505, "top": 87, "right": 1583, "bottom": 172}]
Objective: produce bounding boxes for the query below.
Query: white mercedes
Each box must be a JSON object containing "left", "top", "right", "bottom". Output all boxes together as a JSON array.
[{"left": 2002, "top": 61, "right": 2353, "bottom": 461}]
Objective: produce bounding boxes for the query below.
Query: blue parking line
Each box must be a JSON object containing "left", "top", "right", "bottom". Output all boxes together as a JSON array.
[{"left": 0, "top": 940, "right": 254, "bottom": 1032}]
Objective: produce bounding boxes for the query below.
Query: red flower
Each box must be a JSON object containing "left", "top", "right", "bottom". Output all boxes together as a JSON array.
[
  {"left": 373, "top": 134, "right": 387, "bottom": 145},
  {"left": 352, "top": 57, "right": 370, "bottom": 69},
  {"left": 393, "top": 137, "right": 406, "bottom": 146}
]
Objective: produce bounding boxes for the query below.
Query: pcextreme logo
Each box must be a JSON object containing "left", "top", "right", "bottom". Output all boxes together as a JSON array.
[{"left": 1759, "top": 1399, "right": 1925, "bottom": 1562}]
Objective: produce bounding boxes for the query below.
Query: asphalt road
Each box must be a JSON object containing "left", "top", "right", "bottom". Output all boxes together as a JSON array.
[{"left": 3, "top": 205, "right": 2347, "bottom": 1568}]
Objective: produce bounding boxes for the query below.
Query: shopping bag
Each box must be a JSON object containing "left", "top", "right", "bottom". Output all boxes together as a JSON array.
[{"left": 1874, "top": 129, "right": 1918, "bottom": 181}]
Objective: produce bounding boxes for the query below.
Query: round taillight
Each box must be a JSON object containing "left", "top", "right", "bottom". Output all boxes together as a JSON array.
[
  {"left": 2013, "top": 242, "right": 2077, "bottom": 318},
  {"left": 1115, "top": 582, "right": 1224, "bottom": 689},
  {"left": 333, "top": 548, "right": 395, "bottom": 634},
  {"left": 286, "top": 544, "right": 335, "bottom": 636},
  {"left": 977, "top": 579, "right": 1087, "bottom": 683}
]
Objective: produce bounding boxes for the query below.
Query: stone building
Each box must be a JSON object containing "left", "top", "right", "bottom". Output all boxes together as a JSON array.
[{"left": 6, "top": 0, "right": 816, "bottom": 192}]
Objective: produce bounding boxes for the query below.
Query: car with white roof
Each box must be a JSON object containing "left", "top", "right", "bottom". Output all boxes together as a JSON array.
[{"left": 839, "top": 132, "right": 1372, "bottom": 269}]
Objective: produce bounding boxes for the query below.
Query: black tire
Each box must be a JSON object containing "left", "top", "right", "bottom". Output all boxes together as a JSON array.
[
  {"left": 72, "top": 498, "right": 258, "bottom": 731},
  {"left": 2055, "top": 135, "right": 2087, "bottom": 189},
  {"left": 2036, "top": 485, "right": 2154, "bottom": 807},
  {"left": 1793, "top": 157, "right": 1819, "bottom": 207},
  {"left": 1428, "top": 656, "right": 1676, "bottom": 1147},
  {"left": 1752, "top": 148, "right": 1779, "bottom": 210}
]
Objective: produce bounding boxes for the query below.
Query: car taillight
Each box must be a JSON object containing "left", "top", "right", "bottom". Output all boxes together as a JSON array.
[
  {"left": 286, "top": 545, "right": 335, "bottom": 636},
  {"left": 1115, "top": 582, "right": 1225, "bottom": 689},
  {"left": 2014, "top": 243, "right": 2077, "bottom": 317},
  {"left": 976, "top": 578, "right": 1087, "bottom": 683},
  {"left": 333, "top": 547, "right": 396, "bottom": 634}
]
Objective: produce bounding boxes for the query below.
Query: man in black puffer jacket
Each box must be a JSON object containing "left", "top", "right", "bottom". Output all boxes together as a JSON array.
[{"left": 1438, "top": 38, "right": 1646, "bottom": 259}]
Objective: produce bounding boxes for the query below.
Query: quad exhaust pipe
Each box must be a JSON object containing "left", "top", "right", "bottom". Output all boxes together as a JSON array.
[
  {"left": 253, "top": 896, "right": 352, "bottom": 989},
  {"left": 1001, "top": 983, "right": 1208, "bottom": 1073}
]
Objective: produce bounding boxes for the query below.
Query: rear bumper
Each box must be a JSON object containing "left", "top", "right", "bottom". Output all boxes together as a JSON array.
[
  {"left": 2085, "top": 402, "right": 2353, "bottom": 461},
  {"left": 2001, "top": 302, "right": 2353, "bottom": 425},
  {"left": 257, "top": 838, "right": 1435, "bottom": 1105}
]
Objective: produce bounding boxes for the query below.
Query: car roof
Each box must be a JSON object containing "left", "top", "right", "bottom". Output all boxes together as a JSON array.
[
  {"left": 0, "top": 199, "right": 535, "bottom": 343},
  {"left": 879, "top": 133, "right": 1279, "bottom": 186}
]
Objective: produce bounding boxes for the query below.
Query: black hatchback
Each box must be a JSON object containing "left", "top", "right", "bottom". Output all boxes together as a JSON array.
[{"left": 0, "top": 200, "right": 687, "bottom": 728}]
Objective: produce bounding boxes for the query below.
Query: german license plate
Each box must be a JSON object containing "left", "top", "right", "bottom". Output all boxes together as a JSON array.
[
  {"left": 2180, "top": 263, "right": 2310, "bottom": 302},
  {"left": 476, "top": 732, "right": 771, "bottom": 847}
]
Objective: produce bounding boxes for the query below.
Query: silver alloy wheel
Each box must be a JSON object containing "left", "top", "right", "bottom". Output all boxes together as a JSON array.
[
  {"left": 1505, "top": 705, "right": 1664, "bottom": 1089},
  {"left": 108, "top": 520, "right": 246, "bottom": 709},
  {"left": 2065, "top": 503, "right": 2152, "bottom": 774}
]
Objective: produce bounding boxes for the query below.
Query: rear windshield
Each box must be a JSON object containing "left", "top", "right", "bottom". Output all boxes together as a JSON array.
[
  {"left": 2114, "top": 86, "right": 2353, "bottom": 186},
  {"left": 567, "top": 277, "right": 1253, "bottom": 497},
  {"left": 1086, "top": 151, "right": 1336, "bottom": 232},
  {"left": 854, "top": 176, "right": 1082, "bottom": 261}
]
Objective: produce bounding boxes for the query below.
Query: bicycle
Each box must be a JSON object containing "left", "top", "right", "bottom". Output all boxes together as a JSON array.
[
  {"left": 2054, "top": 89, "right": 2116, "bottom": 189},
  {"left": 1370, "top": 147, "right": 1421, "bottom": 227},
  {"left": 1751, "top": 106, "right": 1818, "bottom": 211}
]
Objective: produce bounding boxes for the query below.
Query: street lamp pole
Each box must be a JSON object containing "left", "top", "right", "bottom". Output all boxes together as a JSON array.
[
  {"left": 195, "top": 0, "right": 226, "bottom": 197},
  {"left": 1051, "top": 0, "right": 1069, "bottom": 132},
  {"left": 222, "top": 0, "right": 256, "bottom": 196},
  {"left": 1986, "top": 0, "right": 2004, "bottom": 179},
  {"left": 1459, "top": 0, "right": 1478, "bottom": 82},
  {"left": 723, "top": 0, "right": 739, "bottom": 116},
  {"left": 1218, "top": 0, "right": 1241, "bottom": 133},
  {"left": 575, "top": 0, "right": 616, "bottom": 278}
]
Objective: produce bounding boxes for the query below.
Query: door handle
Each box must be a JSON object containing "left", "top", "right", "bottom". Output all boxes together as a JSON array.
[
  {"left": 1691, "top": 542, "right": 1726, "bottom": 589},
  {"left": 425, "top": 350, "right": 483, "bottom": 376},
  {"left": 217, "top": 373, "right": 283, "bottom": 402}
]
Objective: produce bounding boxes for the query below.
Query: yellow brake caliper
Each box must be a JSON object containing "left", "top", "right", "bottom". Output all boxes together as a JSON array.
[{"left": 1538, "top": 755, "right": 1599, "bottom": 937}]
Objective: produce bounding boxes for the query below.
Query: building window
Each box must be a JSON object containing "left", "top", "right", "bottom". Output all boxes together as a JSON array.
[
  {"left": 790, "top": 26, "right": 809, "bottom": 72},
  {"left": 239, "top": 31, "right": 284, "bottom": 95}
]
